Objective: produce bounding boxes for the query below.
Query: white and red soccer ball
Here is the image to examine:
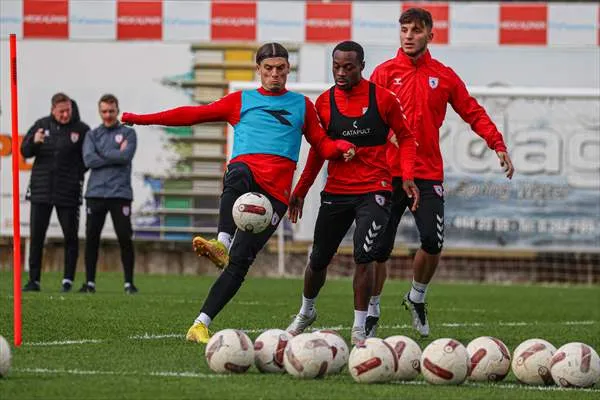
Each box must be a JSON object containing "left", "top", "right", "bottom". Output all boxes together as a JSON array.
[
  {"left": 511, "top": 338, "right": 556, "bottom": 385},
  {"left": 466, "top": 336, "right": 511, "bottom": 382},
  {"left": 550, "top": 342, "right": 600, "bottom": 388},
  {"left": 232, "top": 192, "right": 273, "bottom": 233},
  {"left": 283, "top": 333, "right": 333, "bottom": 379},
  {"left": 205, "top": 329, "right": 254, "bottom": 374},
  {"left": 254, "top": 329, "right": 291, "bottom": 373},
  {"left": 348, "top": 338, "right": 398, "bottom": 383},
  {"left": 384, "top": 335, "right": 422, "bottom": 381},
  {"left": 313, "top": 330, "right": 350, "bottom": 374},
  {"left": 421, "top": 338, "right": 469, "bottom": 385}
]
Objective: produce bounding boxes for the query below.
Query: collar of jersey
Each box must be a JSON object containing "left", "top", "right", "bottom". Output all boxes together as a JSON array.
[{"left": 257, "top": 87, "right": 289, "bottom": 96}]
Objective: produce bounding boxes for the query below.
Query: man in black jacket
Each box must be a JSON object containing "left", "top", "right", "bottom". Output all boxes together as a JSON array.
[{"left": 21, "top": 93, "right": 90, "bottom": 292}]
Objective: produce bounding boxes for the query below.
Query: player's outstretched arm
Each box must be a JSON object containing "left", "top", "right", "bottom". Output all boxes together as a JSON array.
[
  {"left": 448, "top": 71, "right": 514, "bottom": 179},
  {"left": 121, "top": 92, "right": 241, "bottom": 127},
  {"left": 302, "top": 97, "right": 356, "bottom": 161}
]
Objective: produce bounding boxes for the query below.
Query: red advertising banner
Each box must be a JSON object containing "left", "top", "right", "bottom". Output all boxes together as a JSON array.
[
  {"left": 305, "top": 2, "right": 352, "bottom": 43},
  {"left": 500, "top": 4, "right": 548, "bottom": 45},
  {"left": 23, "top": 0, "right": 69, "bottom": 39},
  {"left": 211, "top": 1, "right": 257, "bottom": 41},
  {"left": 117, "top": 0, "right": 163, "bottom": 41}
]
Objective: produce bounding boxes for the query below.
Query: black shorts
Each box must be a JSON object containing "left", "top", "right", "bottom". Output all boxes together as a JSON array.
[
  {"left": 373, "top": 178, "right": 445, "bottom": 261},
  {"left": 309, "top": 191, "right": 391, "bottom": 269}
]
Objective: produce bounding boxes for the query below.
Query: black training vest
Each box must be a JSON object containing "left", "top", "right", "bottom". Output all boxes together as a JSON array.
[{"left": 327, "top": 82, "right": 389, "bottom": 147}]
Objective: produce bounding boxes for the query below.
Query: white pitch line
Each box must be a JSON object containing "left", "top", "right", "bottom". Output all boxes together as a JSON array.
[
  {"left": 28, "top": 339, "right": 103, "bottom": 346},
  {"left": 22, "top": 320, "right": 598, "bottom": 347},
  {"left": 15, "top": 368, "right": 600, "bottom": 392},
  {"left": 394, "top": 380, "right": 600, "bottom": 393},
  {"left": 129, "top": 333, "right": 183, "bottom": 340},
  {"left": 16, "top": 368, "right": 224, "bottom": 379}
]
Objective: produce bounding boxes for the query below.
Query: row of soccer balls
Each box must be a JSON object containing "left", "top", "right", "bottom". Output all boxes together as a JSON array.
[{"left": 205, "top": 328, "right": 600, "bottom": 387}]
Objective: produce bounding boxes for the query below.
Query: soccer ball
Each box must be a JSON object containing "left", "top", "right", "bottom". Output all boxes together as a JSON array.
[
  {"left": 313, "top": 329, "right": 350, "bottom": 374},
  {"left": 254, "top": 329, "right": 291, "bottom": 373},
  {"left": 384, "top": 335, "right": 422, "bottom": 381},
  {"left": 466, "top": 336, "right": 511, "bottom": 382},
  {"left": 232, "top": 192, "right": 274, "bottom": 233},
  {"left": 205, "top": 329, "right": 254, "bottom": 374},
  {"left": 421, "top": 338, "right": 469, "bottom": 385},
  {"left": 511, "top": 338, "right": 556, "bottom": 385},
  {"left": 550, "top": 342, "right": 600, "bottom": 388},
  {"left": 348, "top": 338, "right": 397, "bottom": 383},
  {"left": 0, "top": 335, "right": 11, "bottom": 378},
  {"left": 284, "top": 333, "right": 333, "bottom": 379}
]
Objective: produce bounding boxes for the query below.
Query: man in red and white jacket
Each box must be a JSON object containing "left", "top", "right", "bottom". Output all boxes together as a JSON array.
[{"left": 368, "top": 8, "right": 515, "bottom": 338}]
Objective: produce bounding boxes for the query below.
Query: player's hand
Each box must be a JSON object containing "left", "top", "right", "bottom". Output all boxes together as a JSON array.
[
  {"left": 335, "top": 140, "right": 356, "bottom": 162},
  {"left": 496, "top": 151, "right": 514, "bottom": 179},
  {"left": 343, "top": 147, "right": 355, "bottom": 162},
  {"left": 121, "top": 112, "right": 136, "bottom": 126},
  {"left": 288, "top": 194, "right": 304, "bottom": 223},
  {"left": 402, "top": 179, "right": 420, "bottom": 212},
  {"left": 120, "top": 139, "right": 128, "bottom": 151},
  {"left": 33, "top": 128, "right": 45, "bottom": 144}
]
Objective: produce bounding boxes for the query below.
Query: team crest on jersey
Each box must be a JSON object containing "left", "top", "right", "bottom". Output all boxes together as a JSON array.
[
  {"left": 393, "top": 77, "right": 402, "bottom": 85},
  {"left": 70, "top": 132, "right": 80, "bottom": 143},
  {"left": 122, "top": 206, "right": 130, "bottom": 216},
  {"left": 429, "top": 76, "right": 439, "bottom": 89},
  {"left": 433, "top": 185, "right": 444, "bottom": 197},
  {"left": 375, "top": 194, "right": 386, "bottom": 206},
  {"left": 271, "top": 212, "right": 280, "bottom": 226},
  {"left": 115, "top": 134, "right": 124, "bottom": 144}
]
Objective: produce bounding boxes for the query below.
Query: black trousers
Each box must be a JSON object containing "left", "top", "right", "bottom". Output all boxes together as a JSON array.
[
  {"left": 84, "top": 198, "right": 135, "bottom": 284},
  {"left": 200, "top": 162, "right": 288, "bottom": 319},
  {"left": 28, "top": 202, "right": 79, "bottom": 283}
]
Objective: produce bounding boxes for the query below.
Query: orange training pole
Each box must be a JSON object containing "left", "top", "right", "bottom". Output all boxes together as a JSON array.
[{"left": 10, "top": 33, "right": 22, "bottom": 347}]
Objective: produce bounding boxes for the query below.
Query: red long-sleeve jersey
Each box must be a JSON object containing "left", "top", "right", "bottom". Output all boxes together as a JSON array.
[
  {"left": 122, "top": 88, "right": 351, "bottom": 205},
  {"left": 370, "top": 49, "right": 507, "bottom": 180},
  {"left": 293, "top": 79, "right": 416, "bottom": 198}
]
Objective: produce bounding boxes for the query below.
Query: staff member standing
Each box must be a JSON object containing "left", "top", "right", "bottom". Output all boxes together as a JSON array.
[
  {"left": 21, "top": 93, "right": 90, "bottom": 292},
  {"left": 81, "top": 94, "right": 138, "bottom": 294}
]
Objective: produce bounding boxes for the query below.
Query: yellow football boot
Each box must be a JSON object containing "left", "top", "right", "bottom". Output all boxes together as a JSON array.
[
  {"left": 192, "top": 236, "right": 229, "bottom": 269},
  {"left": 185, "top": 322, "right": 211, "bottom": 344}
]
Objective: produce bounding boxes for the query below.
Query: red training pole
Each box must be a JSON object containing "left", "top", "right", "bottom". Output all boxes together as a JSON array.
[{"left": 10, "top": 33, "right": 22, "bottom": 347}]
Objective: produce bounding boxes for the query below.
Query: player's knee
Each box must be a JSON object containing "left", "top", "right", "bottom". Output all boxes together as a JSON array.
[
  {"left": 309, "top": 251, "right": 333, "bottom": 271},
  {"left": 225, "top": 258, "right": 252, "bottom": 281},
  {"left": 371, "top": 238, "right": 394, "bottom": 263},
  {"left": 421, "top": 236, "right": 443, "bottom": 255},
  {"left": 354, "top": 245, "right": 380, "bottom": 265},
  {"left": 372, "top": 244, "right": 393, "bottom": 263}
]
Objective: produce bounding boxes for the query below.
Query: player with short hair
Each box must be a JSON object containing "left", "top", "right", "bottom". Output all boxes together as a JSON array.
[
  {"left": 285, "top": 41, "right": 418, "bottom": 344},
  {"left": 367, "top": 8, "right": 515, "bottom": 338},
  {"left": 121, "top": 43, "right": 356, "bottom": 343}
]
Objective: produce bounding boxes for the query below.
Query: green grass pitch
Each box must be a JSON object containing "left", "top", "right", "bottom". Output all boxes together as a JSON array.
[{"left": 0, "top": 271, "right": 599, "bottom": 399}]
